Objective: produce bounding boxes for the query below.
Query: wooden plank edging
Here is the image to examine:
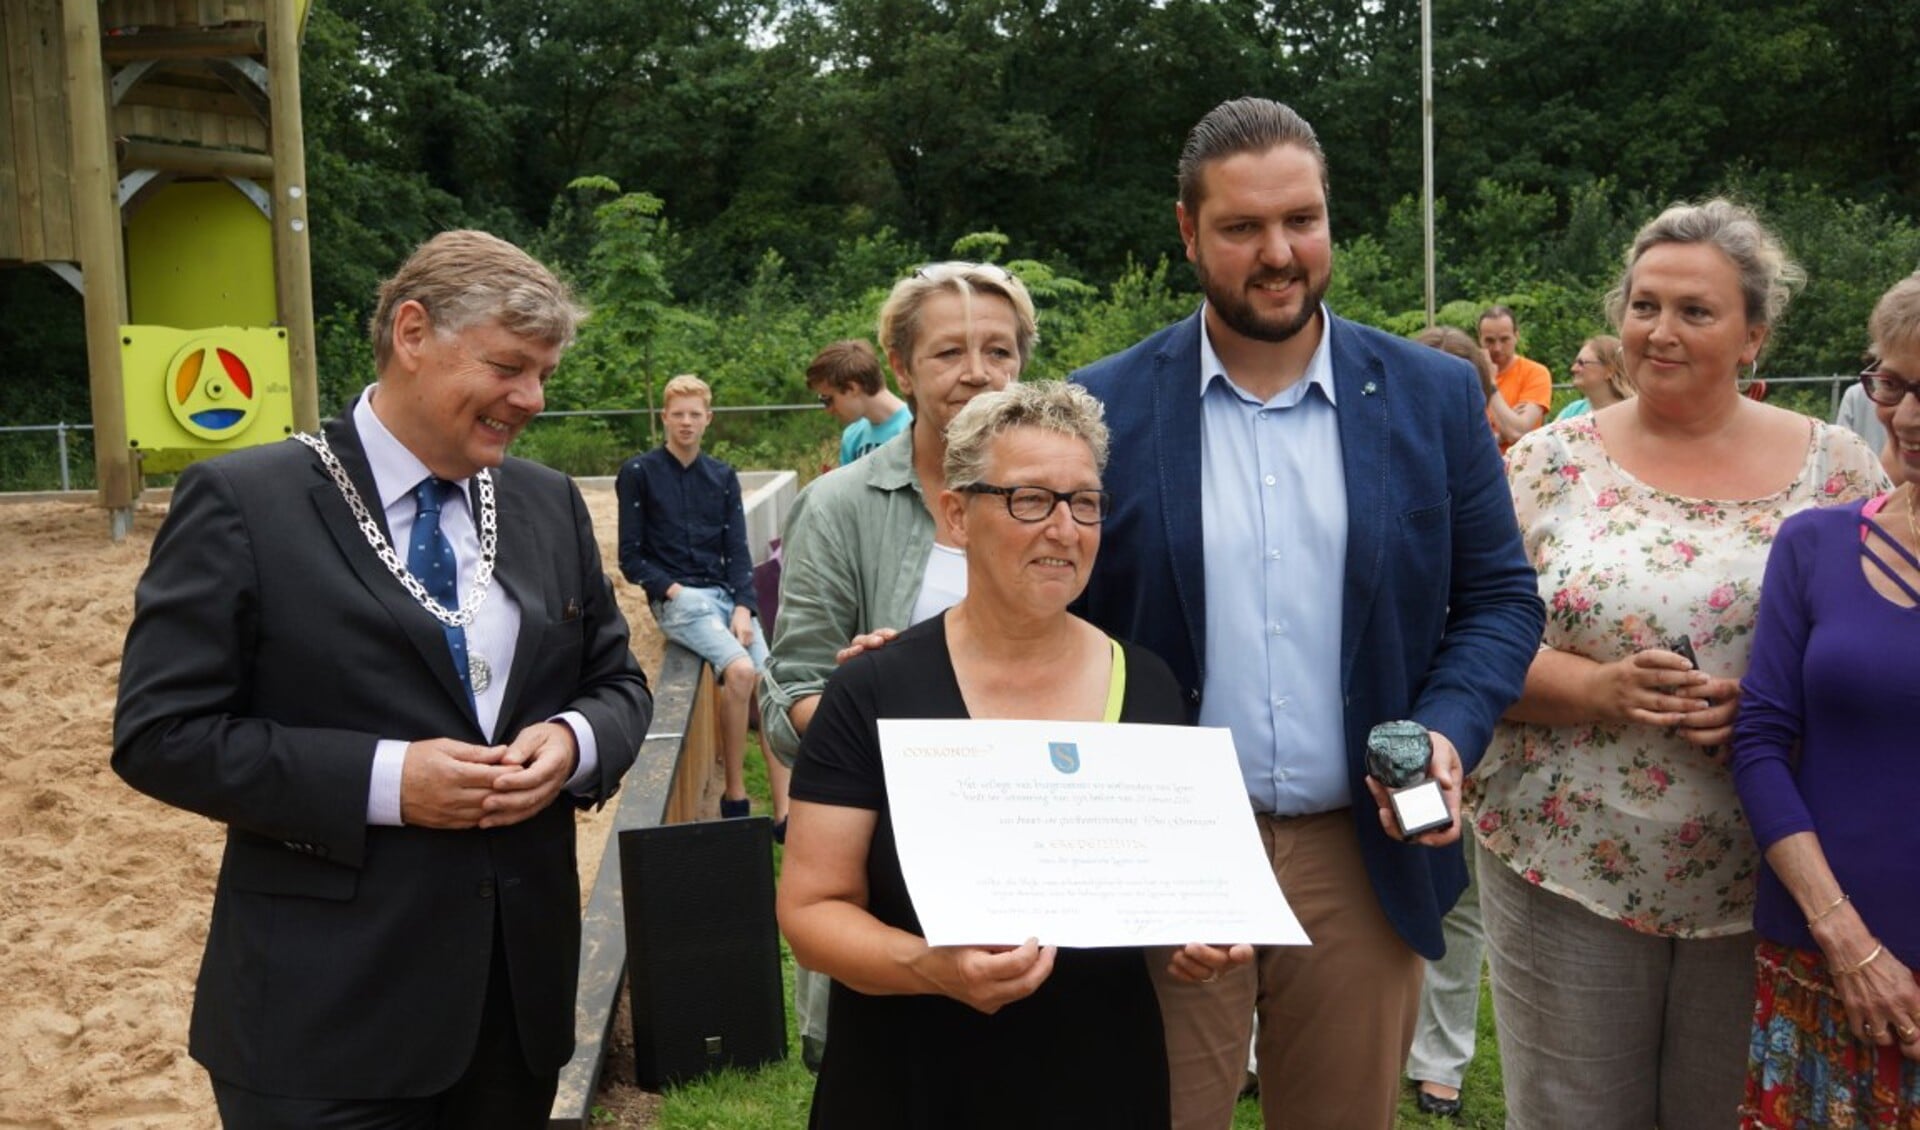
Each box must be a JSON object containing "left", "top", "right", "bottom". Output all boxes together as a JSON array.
[{"left": 549, "top": 643, "right": 712, "bottom": 1128}]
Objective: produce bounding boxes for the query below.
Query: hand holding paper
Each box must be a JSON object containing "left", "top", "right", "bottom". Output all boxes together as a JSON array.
[
  {"left": 910, "top": 938, "right": 1059, "bottom": 1015},
  {"left": 879, "top": 719, "right": 1308, "bottom": 949}
]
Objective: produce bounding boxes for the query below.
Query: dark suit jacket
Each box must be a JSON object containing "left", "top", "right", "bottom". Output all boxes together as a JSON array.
[
  {"left": 113, "top": 414, "right": 652, "bottom": 1098},
  {"left": 1072, "top": 311, "right": 1544, "bottom": 959}
]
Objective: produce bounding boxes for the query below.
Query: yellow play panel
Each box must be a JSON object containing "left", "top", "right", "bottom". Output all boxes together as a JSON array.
[
  {"left": 122, "top": 325, "right": 295, "bottom": 474},
  {"left": 126, "top": 181, "right": 278, "bottom": 328}
]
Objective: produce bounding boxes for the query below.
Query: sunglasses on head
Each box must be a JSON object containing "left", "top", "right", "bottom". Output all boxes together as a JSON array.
[{"left": 913, "top": 261, "right": 1017, "bottom": 285}]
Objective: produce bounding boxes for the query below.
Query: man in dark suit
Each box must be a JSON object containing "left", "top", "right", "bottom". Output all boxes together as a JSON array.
[
  {"left": 114, "top": 230, "right": 653, "bottom": 1127},
  {"left": 1072, "top": 99, "right": 1544, "bottom": 1129}
]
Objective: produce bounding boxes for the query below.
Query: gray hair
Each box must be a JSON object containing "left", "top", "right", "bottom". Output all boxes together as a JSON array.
[
  {"left": 1177, "top": 97, "right": 1328, "bottom": 215},
  {"left": 1605, "top": 199, "right": 1803, "bottom": 335},
  {"left": 877, "top": 262, "right": 1039, "bottom": 375},
  {"left": 943, "top": 382, "right": 1109, "bottom": 488},
  {"left": 1868, "top": 270, "right": 1920, "bottom": 362},
  {"left": 369, "top": 229, "right": 586, "bottom": 368}
]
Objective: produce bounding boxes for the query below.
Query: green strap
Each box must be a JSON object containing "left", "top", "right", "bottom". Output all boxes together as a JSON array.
[{"left": 1103, "top": 638, "right": 1127, "bottom": 723}]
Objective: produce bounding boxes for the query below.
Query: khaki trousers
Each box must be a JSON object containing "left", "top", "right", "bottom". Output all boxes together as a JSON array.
[{"left": 1148, "top": 809, "right": 1423, "bottom": 1130}]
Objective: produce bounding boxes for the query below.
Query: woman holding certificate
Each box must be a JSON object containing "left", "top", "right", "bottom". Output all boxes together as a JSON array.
[{"left": 779, "top": 382, "right": 1214, "bottom": 1128}]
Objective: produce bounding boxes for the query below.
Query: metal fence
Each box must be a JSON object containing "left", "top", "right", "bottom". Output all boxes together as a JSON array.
[
  {"left": 0, "top": 374, "right": 1871, "bottom": 494},
  {"left": 0, "top": 421, "right": 93, "bottom": 491}
]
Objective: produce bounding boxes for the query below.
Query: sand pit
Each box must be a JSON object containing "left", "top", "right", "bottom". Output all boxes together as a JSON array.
[{"left": 0, "top": 484, "right": 663, "bottom": 1129}]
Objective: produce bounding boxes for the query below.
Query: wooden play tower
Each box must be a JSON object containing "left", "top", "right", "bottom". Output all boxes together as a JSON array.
[{"left": 1, "top": 0, "right": 320, "bottom": 537}]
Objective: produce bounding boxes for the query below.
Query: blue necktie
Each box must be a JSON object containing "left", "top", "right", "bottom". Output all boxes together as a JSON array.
[{"left": 409, "top": 477, "right": 473, "bottom": 701}]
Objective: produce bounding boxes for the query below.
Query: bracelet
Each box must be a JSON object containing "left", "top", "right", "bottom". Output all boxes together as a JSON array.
[
  {"left": 1834, "top": 942, "right": 1886, "bottom": 977},
  {"left": 1808, "top": 893, "right": 1851, "bottom": 925}
]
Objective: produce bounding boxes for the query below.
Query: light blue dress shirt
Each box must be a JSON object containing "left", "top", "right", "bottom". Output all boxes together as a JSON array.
[{"left": 1197, "top": 310, "right": 1349, "bottom": 814}]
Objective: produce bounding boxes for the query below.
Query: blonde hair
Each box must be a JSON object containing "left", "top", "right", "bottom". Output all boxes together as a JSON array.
[
  {"left": 876, "top": 262, "right": 1039, "bottom": 376},
  {"left": 369, "top": 230, "right": 585, "bottom": 368},
  {"left": 1868, "top": 270, "right": 1920, "bottom": 361},
  {"left": 943, "top": 382, "right": 1109, "bottom": 488},
  {"left": 661, "top": 373, "right": 712, "bottom": 408},
  {"left": 1582, "top": 334, "right": 1635, "bottom": 401}
]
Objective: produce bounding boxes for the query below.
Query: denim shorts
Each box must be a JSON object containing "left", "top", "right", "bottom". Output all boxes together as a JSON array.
[{"left": 650, "top": 585, "right": 767, "bottom": 676}]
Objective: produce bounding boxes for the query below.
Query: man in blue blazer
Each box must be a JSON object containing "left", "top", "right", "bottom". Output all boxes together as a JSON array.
[
  {"left": 114, "top": 231, "right": 653, "bottom": 1127},
  {"left": 1073, "top": 98, "right": 1543, "bottom": 1129}
]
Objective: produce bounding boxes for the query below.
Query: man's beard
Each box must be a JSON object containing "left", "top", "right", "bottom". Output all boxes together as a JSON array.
[{"left": 1197, "top": 260, "right": 1327, "bottom": 343}]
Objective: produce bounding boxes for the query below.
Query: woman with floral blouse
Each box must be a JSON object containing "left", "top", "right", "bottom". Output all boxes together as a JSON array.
[{"left": 1472, "top": 199, "right": 1887, "bottom": 1129}]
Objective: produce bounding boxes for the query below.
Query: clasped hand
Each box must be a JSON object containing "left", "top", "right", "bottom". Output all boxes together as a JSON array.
[
  {"left": 400, "top": 721, "right": 578, "bottom": 829},
  {"left": 1593, "top": 648, "right": 1741, "bottom": 759}
]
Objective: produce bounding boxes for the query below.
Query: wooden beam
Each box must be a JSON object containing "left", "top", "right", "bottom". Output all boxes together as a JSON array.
[
  {"left": 266, "top": 0, "right": 317, "bottom": 431},
  {"left": 32, "top": 1, "right": 77, "bottom": 261},
  {"left": 8, "top": 0, "right": 54, "bottom": 262},
  {"left": 100, "top": 25, "right": 266, "bottom": 64},
  {"left": 666, "top": 665, "right": 720, "bottom": 824},
  {"left": 119, "top": 76, "right": 256, "bottom": 120},
  {"left": 0, "top": 3, "right": 23, "bottom": 262},
  {"left": 116, "top": 136, "right": 272, "bottom": 178},
  {"left": 63, "top": 0, "right": 137, "bottom": 527}
]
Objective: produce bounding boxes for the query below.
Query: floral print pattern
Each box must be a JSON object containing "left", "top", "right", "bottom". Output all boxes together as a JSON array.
[
  {"left": 1473, "top": 415, "right": 1885, "bottom": 937},
  {"left": 1741, "top": 941, "right": 1920, "bottom": 1129}
]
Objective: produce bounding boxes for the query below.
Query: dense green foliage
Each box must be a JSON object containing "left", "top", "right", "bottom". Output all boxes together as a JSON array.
[{"left": 7, "top": 0, "right": 1920, "bottom": 487}]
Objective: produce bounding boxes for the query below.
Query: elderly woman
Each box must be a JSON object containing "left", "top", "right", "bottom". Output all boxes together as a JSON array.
[
  {"left": 1554, "top": 334, "right": 1634, "bottom": 421},
  {"left": 1472, "top": 199, "right": 1887, "bottom": 1128},
  {"left": 760, "top": 262, "right": 1037, "bottom": 1069},
  {"left": 1733, "top": 270, "right": 1920, "bottom": 1128},
  {"left": 777, "top": 382, "right": 1193, "bottom": 1127}
]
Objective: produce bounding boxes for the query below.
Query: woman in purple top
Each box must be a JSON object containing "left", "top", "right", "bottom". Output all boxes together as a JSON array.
[{"left": 1732, "top": 270, "right": 1920, "bottom": 1128}]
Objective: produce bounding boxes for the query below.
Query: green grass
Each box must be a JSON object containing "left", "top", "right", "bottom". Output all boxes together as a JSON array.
[{"left": 658, "top": 734, "right": 1510, "bottom": 1128}]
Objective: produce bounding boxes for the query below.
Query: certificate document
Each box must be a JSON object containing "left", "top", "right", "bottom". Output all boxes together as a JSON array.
[{"left": 878, "top": 718, "right": 1309, "bottom": 949}]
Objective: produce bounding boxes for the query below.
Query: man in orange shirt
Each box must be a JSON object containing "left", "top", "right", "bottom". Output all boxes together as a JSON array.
[{"left": 1480, "top": 305, "right": 1551, "bottom": 451}]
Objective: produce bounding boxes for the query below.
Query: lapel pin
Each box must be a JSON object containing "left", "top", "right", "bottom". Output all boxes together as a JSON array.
[{"left": 1362, "top": 381, "right": 1378, "bottom": 395}]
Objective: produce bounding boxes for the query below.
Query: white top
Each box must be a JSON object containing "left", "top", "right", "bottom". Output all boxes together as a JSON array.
[{"left": 909, "top": 542, "right": 968, "bottom": 627}]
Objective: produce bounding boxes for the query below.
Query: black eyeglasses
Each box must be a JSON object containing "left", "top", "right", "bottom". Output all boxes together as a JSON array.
[
  {"left": 1860, "top": 365, "right": 1920, "bottom": 407},
  {"left": 959, "top": 483, "right": 1110, "bottom": 525}
]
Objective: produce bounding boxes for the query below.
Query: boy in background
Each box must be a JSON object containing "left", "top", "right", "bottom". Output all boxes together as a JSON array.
[
  {"left": 618, "top": 374, "right": 790, "bottom": 832},
  {"left": 806, "top": 339, "right": 911, "bottom": 466}
]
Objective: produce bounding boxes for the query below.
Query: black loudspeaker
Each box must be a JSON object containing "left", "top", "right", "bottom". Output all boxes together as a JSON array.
[{"left": 619, "top": 817, "right": 787, "bottom": 1089}]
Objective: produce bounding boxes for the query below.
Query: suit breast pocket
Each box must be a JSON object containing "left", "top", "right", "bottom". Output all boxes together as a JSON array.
[
  {"left": 527, "top": 614, "right": 586, "bottom": 684},
  {"left": 1401, "top": 495, "right": 1452, "bottom": 533}
]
